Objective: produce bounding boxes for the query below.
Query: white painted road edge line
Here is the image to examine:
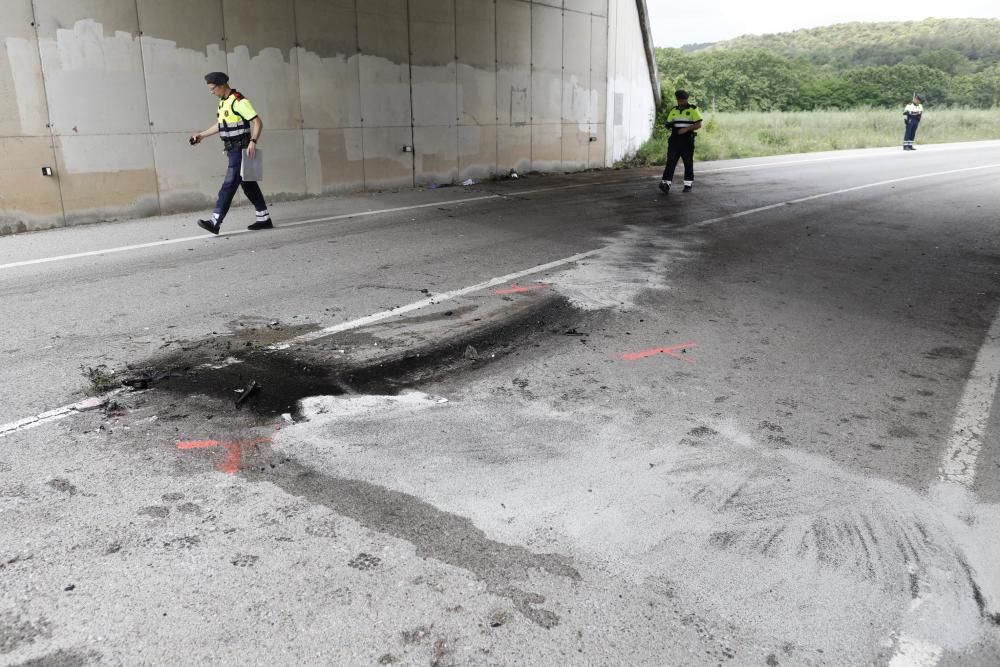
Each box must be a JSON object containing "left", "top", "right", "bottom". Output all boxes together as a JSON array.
[
  {"left": 0, "top": 181, "right": 637, "bottom": 272},
  {"left": 885, "top": 206, "right": 1000, "bottom": 665},
  {"left": 0, "top": 389, "right": 125, "bottom": 438},
  {"left": 269, "top": 249, "right": 602, "bottom": 350},
  {"left": 696, "top": 163, "right": 1000, "bottom": 226},
  {"left": 939, "top": 306, "right": 1000, "bottom": 485}
]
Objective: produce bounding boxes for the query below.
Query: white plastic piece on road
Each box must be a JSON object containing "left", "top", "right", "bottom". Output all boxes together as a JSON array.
[{"left": 888, "top": 634, "right": 944, "bottom": 667}]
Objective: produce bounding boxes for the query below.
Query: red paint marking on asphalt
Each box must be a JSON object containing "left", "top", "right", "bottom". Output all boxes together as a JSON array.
[
  {"left": 621, "top": 342, "right": 697, "bottom": 362},
  {"left": 176, "top": 437, "right": 273, "bottom": 474},
  {"left": 495, "top": 283, "right": 550, "bottom": 294},
  {"left": 177, "top": 440, "right": 221, "bottom": 450}
]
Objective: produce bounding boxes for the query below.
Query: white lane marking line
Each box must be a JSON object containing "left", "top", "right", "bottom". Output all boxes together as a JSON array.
[
  {"left": 888, "top": 634, "right": 944, "bottom": 667},
  {"left": 270, "top": 249, "right": 601, "bottom": 349},
  {"left": 695, "top": 163, "right": 1000, "bottom": 227},
  {"left": 701, "top": 141, "right": 1000, "bottom": 173},
  {"left": 0, "top": 389, "right": 124, "bottom": 439},
  {"left": 0, "top": 194, "right": 500, "bottom": 271},
  {"left": 940, "top": 304, "right": 1000, "bottom": 485},
  {"left": 0, "top": 180, "right": 643, "bottom": 272}
]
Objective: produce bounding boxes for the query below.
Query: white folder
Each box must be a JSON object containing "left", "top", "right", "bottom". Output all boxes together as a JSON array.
[{"left": 240, "top": 148, "right": 263, "bottom": 182}]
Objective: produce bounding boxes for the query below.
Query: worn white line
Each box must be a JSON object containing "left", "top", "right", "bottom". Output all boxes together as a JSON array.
[
  {"left": 0, "top": 195, "right": 501, "bottom": 271},
  {"left": 270, "top": 249, "right": 600, "bottom": 349},
  {"left": 0, "top": 180, "right": 647, "bottom": 272},
  {"left": 940, "top": 303, "right": 1000, "bottom": 485},
  {"left": 0, "top": 390, "right": 123, "bottom": 439},
  {"left": 694, "top": 163, "right": 1000, "bottom": 228}
]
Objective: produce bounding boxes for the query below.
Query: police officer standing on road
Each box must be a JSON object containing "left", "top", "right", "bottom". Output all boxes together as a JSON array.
[
  {"left": 903, "top": 94, "right": 923, "bottom": 151},
  {"left": 189, "top": 72, "right": 273, "bottom": 234},
  {"left": 659, "top": 89, "right": 703, "bottom": 195}
]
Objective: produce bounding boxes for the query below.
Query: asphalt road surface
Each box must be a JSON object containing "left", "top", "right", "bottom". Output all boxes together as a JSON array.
[{"left": 2, "top": 142, "right": 1000, "bottom": 666}]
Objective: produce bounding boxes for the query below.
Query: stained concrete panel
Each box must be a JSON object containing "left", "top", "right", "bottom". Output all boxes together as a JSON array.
[
  {"left": 562, "top": 9, "right": 592, "bottom": 124},
  {"left": 531, "top": 123, "right": 563, "bottom": 172},
  {"left": 363, "top": 127, "right": 414, "bottom": 190},
  {"left": 588, "top": 122, "right": 607, "bottom": 168},
  {"left": 497, "top": 124, "right": 530, "bottom": 174},
  {"left": 253, "top": 129, "right": 307, "bottom": 201},
  {"left": 411, "top": 1, "right": 457, "bottom": 127},
  {"left": 223, "top": 0, "right": 301, "bottom": 131},
  {"left": 565, "top": 0, "right": 608, "bottom": 15},
  {"left": 152, "top": 132, "right": 226, "bottom": 214},
  {"left": 53, "top": 134, "right": 159, "bottom": 224},
  {"left": 456, "top": 0, "right": 496, "bottom": 126},
  {"left": 358, "top": 0, "right": 411, "bottom": 128},
  {"left": 309, "top": 128, "right": 365, "bottom": 194},
  {"left": 0, "top": 1, "right": 50, "bottom": 137},
  {"left": 459, "top": 124, "right": 498, "bottom": 181},
  {"left": 296, "top": 0, "right": 361, "bottom": 129},
  {"left": 137, "top": 1, "right": 227, "bottom": 134},
  {"left": 561, "top": 123, "right": 589, "bottom": 171},
  {"left": 531, "top": 3, "right": 562, "bottom": 124},
  {"left": 0, "top": 137, "right": 63, "bottom": 234},
  {"left": 33, "top": 1, "right": 150, "bottom": 136},
  {"left": 496, "top": 0, "right": 530, "bottom": 127},
  {"left": 414, "top": 126, "right": 458, "bottom": 186}
]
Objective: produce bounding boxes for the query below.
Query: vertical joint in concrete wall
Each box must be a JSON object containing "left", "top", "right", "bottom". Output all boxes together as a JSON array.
[
  {"left": 30, "top": 0, "right": 68, "bottom": 227},
  {"left": 134, "top": 0, "right": 163, "bottom": 217},
  {"left": 405, "top": 0, "right": 416, "bottom": 187}
]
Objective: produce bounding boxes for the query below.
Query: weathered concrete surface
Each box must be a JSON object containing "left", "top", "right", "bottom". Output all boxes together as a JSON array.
[
  {"left": 1, "top": 0, "right": 653, "bottom": 236},
  {"left": 2, "top": 143, "right": 1000, "bottom": 664}
]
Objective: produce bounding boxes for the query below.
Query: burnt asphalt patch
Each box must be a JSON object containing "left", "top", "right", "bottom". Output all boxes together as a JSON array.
[{"left": 138, "top": 294, "right": 587, "bottom": 420}]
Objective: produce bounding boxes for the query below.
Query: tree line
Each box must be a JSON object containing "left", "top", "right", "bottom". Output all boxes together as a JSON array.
[{"left": 656, "top": 18, "right": 1000, "bottom": 111}]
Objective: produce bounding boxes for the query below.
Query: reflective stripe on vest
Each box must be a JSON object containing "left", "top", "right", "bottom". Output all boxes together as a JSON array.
[{"left": 217, "top": 92, "right": 251, "bottom": 141}]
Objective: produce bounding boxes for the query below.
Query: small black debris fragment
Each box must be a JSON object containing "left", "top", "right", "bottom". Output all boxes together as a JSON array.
[
  {"left": 64, "top": 584, "right": 75, "bottom": 591},
  {"left": 234, "top": 380, "right": 260, "bottom": 408}
]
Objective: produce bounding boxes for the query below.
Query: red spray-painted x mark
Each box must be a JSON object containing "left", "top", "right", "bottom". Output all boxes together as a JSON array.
[{"left": 177, "top": 437, "right": 272, "bottom": 475}]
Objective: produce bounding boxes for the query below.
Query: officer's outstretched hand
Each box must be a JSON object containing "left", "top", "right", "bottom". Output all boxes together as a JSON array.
[{"left": 188, "top": 134, "right": 201, "bottom": 146}]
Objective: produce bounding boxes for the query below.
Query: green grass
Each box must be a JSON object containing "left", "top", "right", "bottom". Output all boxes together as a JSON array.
[{"left": 634, "top": 107, "right": 999, "bottom": 165}]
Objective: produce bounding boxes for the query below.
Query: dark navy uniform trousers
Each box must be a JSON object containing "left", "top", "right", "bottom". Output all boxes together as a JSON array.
[{"left": 214, "top": 147, "right": 267, "bottom": 221}]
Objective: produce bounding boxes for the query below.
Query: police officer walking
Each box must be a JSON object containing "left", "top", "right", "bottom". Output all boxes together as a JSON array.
[
  {"left": 189, "top": 72, "right": 273, "bottom": 234},
  {"left": 659, "top": 90, "right": 703, "bottom": 195},
  {"left": 902, "top": 94, "right": 923, "bottom": 151}
]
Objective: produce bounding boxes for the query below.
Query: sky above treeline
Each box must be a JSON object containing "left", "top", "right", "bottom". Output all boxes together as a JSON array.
[{"left": 646, "top": 0, "right": 1000, "bottom": 48}]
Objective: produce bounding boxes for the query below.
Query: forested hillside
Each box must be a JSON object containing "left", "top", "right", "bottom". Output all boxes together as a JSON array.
[{"left": 658, "top": 18, "right": 1000, "bottom": 110}]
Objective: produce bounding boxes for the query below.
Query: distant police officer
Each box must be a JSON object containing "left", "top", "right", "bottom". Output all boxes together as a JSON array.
[
  {"left": 902, "top": 94, "right": 923, "bottom": 151},
  {"left": 189, "top": 72, "right": 273, "bottom": 234},
  {"left": 659, "top": 90, "right": 703, "bottom": 195}
]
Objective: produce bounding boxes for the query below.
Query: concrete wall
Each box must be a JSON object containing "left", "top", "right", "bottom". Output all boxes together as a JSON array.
[
  {"left": 0, "top": 0, "right": 656, "bottom": 234},
  {"left": 606, "top": 0, "right": 656, "bottom": 164}
]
